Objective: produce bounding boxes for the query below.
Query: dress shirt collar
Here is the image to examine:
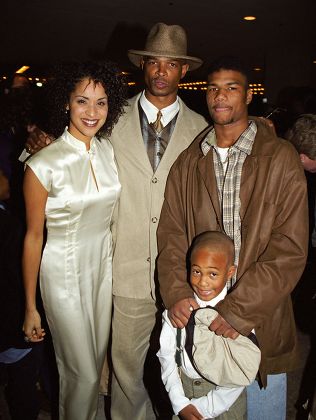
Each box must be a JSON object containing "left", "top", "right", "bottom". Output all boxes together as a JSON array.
[
  {"left": 139, "top": 91, "right": 179, "bottom": 127},
  {"left": 201, "top": 120, "right": 257, "bottom": 156}
]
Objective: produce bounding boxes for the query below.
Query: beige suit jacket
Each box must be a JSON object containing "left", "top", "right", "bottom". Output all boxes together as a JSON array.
[{"left": 110, "top": 93, "right": 207, "bottom": 299}]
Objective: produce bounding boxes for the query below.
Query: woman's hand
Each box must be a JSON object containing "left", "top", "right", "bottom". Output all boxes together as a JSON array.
[{"left": 23, "top": 309, "right": 45, "bottom": 342}]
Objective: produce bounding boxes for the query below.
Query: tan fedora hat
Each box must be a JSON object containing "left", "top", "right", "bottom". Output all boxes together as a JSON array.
[{"left": 128, "top": 22, "right": 203, "bottom": 71}]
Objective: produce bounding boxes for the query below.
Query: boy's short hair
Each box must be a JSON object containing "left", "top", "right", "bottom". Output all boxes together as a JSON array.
[
  {"left": 286, "top": 114, "right": 316, "bottom": 160},
  {"left": 207, "top": 56, "right": 250, "bottom": 87},
  {"left": 190, "top": 231, "right": 235, "bottom": 265}
]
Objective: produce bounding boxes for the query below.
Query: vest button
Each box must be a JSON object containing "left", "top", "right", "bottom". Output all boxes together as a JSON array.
[
  {"left": 152, "top": 177, "right": 158, "bottom": 183},
  {"left": 151, "top": 217, "right": 158, "bottom": 223},
  {"left": 193, "top": 380, "right": 201, "bottom": 386}
]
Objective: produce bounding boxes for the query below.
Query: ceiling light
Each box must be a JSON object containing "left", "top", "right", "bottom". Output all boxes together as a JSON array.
[
  {"left": 253, "top": 67, "right": 262, "bottom": 71},
  {"left": 313, "top": 60, "right": 316, "bottom": 64},
  {"left": 15, "top": 66, "right": 30, "bottom": 74},
  {"left": 243, "top": 16, "right": 256, "bottom": 21}
]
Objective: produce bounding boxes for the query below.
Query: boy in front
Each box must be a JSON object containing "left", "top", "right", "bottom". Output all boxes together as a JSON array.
[{"left": 158, "top": 231, "right": 249, "bottom": 419}]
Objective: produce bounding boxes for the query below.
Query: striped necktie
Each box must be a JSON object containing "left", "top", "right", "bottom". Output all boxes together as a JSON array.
[{"left": 151, "top": 110, "right": 164, "bottom": 133}]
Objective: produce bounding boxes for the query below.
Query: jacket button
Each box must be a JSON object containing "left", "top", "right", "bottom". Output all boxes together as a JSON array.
[
  {"left": 193, "top": 380, "right": 201, "bottom": 386},
  {"left": 151, "top": 217, "right": 158, "bottom": 223},
  {"left": 147, "top": 257, "right": 151, "bottom": 262},
  {"left": 152, "top": 177, "right": 158, "bottom": 183}
]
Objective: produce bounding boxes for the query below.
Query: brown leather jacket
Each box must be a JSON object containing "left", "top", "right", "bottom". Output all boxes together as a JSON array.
[{"left": 157, "top": 118, "right": 308, "bottom": 386}]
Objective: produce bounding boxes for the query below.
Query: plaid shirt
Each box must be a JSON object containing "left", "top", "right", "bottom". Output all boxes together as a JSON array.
[{"left": 201, "top": 121, "right": 257, "bottom": 289}]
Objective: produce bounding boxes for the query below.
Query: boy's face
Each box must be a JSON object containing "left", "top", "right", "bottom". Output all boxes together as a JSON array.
[{"left": 190, "top": 247, "right": 235, "bottom": 301}]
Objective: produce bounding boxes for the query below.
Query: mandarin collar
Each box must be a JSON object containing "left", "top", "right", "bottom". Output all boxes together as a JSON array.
[{"left": 63, "top": 128, "right": 96, "bottom": 152}]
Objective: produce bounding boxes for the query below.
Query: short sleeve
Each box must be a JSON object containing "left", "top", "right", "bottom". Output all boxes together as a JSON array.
[{"left": 26, "top": 153, "right": 53, "bottom": 192}]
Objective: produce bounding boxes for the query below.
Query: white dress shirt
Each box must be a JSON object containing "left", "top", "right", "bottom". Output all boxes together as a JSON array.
[
  {"left": 139, "top": 91, "right": 179, "bottom": 127},
  {"left": 157, "top": 289, "right": 244, "bottom": 418}
]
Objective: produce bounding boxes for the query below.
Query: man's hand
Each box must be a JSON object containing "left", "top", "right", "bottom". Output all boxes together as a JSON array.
[
  {"left": 168, "top": 297, "right": 199, "bottom": 328},
  {"left": 179, "top": 403, "right": 204, "bottom": 420},
  {"left": 209, "top": 314, "right": 239, "bottom": 339},
  {"left": 26, "top": 125, "right": 54, "bottom": 154},
  {"left": 300, "top": 153, "right": 316, "bottom": 173},
  {"left": 258, "top": 116, "right": 277, "bottom": 136}
]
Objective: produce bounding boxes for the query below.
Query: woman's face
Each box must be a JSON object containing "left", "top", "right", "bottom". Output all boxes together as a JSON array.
[{"left": 67, "top": 78, "right": 108, "bottom": 144}]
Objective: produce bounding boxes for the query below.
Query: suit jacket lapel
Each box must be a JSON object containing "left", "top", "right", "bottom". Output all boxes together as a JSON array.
[
  {"left": 197, "top": 146, "right": 222, "bottom": 228},
  {"left": 155, "top": 99, "right": 199, "bottom": 174},
  {"left": 119, "top": 94, "right": 153, "bottom": 174}
]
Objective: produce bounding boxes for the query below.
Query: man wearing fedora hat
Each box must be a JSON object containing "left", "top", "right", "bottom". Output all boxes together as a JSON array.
[{"left": 108, "top": 22, "right": 207, "bottom": 419}]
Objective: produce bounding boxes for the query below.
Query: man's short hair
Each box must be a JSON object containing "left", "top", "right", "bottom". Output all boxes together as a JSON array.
[
  {"left": 207, "top": 56, "right": 250, "bottom": 87},
  {"left": 286, "top": 114, "right": 316, "bottom": 160}
]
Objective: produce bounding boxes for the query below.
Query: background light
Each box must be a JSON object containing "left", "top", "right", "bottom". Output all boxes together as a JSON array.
[
  {"left": 15, "top": 66, "right": 30, "bottom": 74},
  {"left": 243, "top": 16, "right": 256, "bottom": 21}
]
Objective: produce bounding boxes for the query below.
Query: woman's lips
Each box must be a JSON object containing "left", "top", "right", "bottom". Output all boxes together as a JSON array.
[{"left": 82, "top": 119, "right": 98, "bottom": 127}]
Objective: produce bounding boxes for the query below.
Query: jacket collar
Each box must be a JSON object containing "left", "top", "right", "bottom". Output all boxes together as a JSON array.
[{"left": 196, "top": 117, "right": 279, "bottom": 222}]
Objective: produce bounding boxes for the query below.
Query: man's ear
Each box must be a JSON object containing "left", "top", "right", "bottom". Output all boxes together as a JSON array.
[
  {"left": 246, "top": 88, "right": 253, "bottom": 105},
  {"left": 181, "top": 63, "right": 189, "bottom": 79}
]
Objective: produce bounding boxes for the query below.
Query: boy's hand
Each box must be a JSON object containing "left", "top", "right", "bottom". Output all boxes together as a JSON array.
[
  {"left": 26, "top": 125, "right": 54, "bottom": 154},
  {"left": 209, "top": 314, "right": 239, "bottom": 339},
  {"left": 179, "top": 404, "right": 204, "bottom": 419},
  {"left": 168, "top": 297, "right": 199, "bottom": 328}
]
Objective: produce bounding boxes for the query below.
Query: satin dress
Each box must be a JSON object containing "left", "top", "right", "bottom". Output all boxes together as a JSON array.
[{"left": 26, "top": 129, "right": 121, "bottom": 420}]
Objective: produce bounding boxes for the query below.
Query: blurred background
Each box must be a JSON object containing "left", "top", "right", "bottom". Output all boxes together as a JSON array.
[{"left": 1, "top": 0, "right": 316, "bottom": 119}]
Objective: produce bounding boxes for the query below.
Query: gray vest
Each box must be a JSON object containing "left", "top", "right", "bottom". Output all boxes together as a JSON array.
[{"left": 138, "top": 103, "right": 178, "bottom": 171}]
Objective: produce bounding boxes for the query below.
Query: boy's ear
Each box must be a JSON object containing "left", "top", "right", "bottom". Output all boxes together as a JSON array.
[{"left": 227, "top": 265, "right": 236, "bottom": 279}]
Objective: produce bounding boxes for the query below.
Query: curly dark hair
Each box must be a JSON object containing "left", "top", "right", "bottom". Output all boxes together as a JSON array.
[{"left": 46, "top": 61, "right": 127, "bottom": 139}]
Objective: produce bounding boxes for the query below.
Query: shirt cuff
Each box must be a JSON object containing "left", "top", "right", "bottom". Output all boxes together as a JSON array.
[{"left": 19, "top": 149, "right": 30, "bottom": 163}]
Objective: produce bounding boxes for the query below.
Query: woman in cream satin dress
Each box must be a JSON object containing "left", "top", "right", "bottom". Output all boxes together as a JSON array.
[{"left": 22, "top": 62, "right": 126, "bottom": 420}]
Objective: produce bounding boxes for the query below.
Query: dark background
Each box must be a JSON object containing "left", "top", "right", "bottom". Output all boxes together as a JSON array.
[{"left": 1, "top": 0, "right": 316, "bottom": 112}]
